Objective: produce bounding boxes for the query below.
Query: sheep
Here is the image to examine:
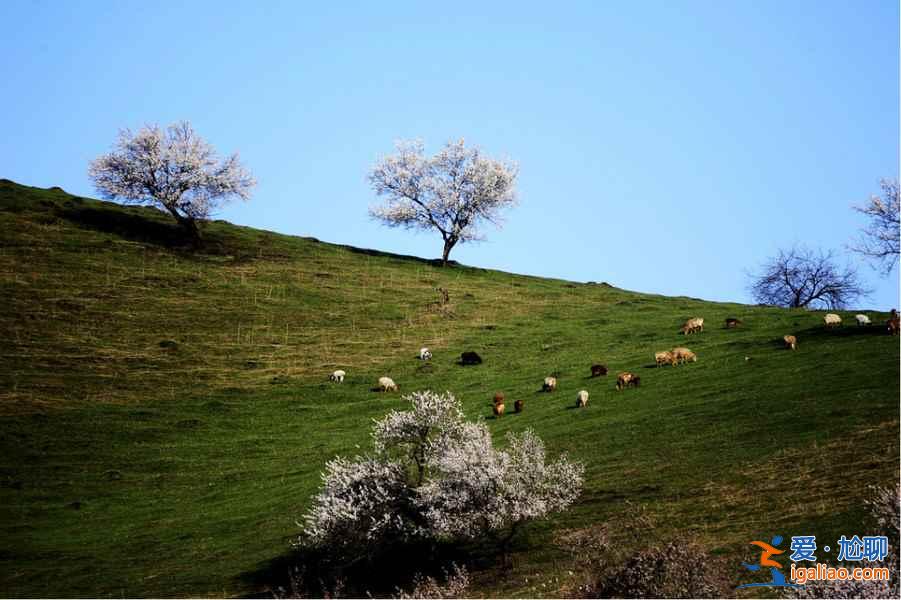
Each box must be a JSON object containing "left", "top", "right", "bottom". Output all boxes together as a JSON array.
[
  {"left": 460, "top": 351, "right": 483, "bottom": 365},
  {"left": 419, "top": 347, "right": 433, "bottom": 360},
  {"left": 783, "top": 335, "right": 797, "bottom": 350},
  {"left": 616, "top": 372, "right": 639, "bottom": 390},
  {"left": 823, "top": 313, "right": 842, "bottom": 328},
  {"left": 514, "top": 399, "right": 524, "bottom": 413},
  {"left": 493, "top": 401, "right": 505, "bottom": 417},
  {"left": 887, "top": 311, "right": 900, "bottom": 335},
  {"left": 680, "top": 317, "right": 704, "bottom": 335},
  {"left": 377, "top": 376, "right": 398, "bottom": 392},
  {"left": 725, "top": 318, "right": 742, "bottom": 328},
  {"left": 576, "top": 390, "right": 589, "bottom": 408},
  {"left": 855, "top": 314, "right": 871, "bottom": 326},
  {"left": 590, "top": 364, "right": 608, "bottom": 377},
  {"left": 329, "top": 369, "right": 346, "bottom": 383},
  {"left": 493, "top": 391, "right": 505, "bottom": 405},
  {"left": 543, "top": 376, "right": 558, "bottom": 392},
  {"left": 671, "top": 347, "right": 697, "bottom": 364},
  {"left": 655, "top": 350, "right": 674, "bottom": 367}
]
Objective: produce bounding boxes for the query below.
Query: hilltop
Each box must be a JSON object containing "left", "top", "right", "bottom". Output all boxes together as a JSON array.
[{"left": 0, "top": 179, "right": 898, "bottom": 597}]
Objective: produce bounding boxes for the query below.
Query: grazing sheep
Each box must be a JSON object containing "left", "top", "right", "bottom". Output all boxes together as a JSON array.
[
  {"left": 460, "top": 351, "right": 483, "bottom": 365},
  {"left": 514, "top": 399, "right": 524, "bottom": 413},
  {"left": 855, "top": 314, "right": 871, "bottom": 326},
  {"left": 419, "top": 347, "right": 432, "bottom": 360},
  {"left": 576, "top": 390, "right": 589, "bottom": 408},
  {"left": 823, "top": 313, "right": 842, "bottom": 328},
  {"left": 671, "top": 347, "right": 697, "bottom": 364},
  {"left": 655, "top": 350, "right": 674, "bottom": 367},
  {"left": 616, "top": 372, "right": 639, "bottom": 390},
  {"left": 329, "top": 369, "right": 346, "bottom": 383},
  {"left": 493, "top": 391, "right": 505, "bottom": 405},
  {"left": 590, "top": 364, "right": 608, "bottom": 377},
  {"left": 680, "top": 317, "right": 704, "bottom": 335},
  {"left": 888, "top": 311, "right": 900, "bottom": 335},
  {"left": 783, "top": 335, "right": 797, "bottom": 350},
  {"left": 725, "top": 317, "right": 742, "bottom": 328},
  {"left": 377, "top": 376, "right": 398, "bottom": 392},
  {"left": 493, "top": 402, "right": 505, "bottom": 417},
  {"left": 543, "top": 376, "right": 558, "bottom": 392}
]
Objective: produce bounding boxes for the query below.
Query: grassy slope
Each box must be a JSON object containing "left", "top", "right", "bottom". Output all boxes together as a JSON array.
[{"left": 0, "top": 179, "right": 897, "bottom": 597}]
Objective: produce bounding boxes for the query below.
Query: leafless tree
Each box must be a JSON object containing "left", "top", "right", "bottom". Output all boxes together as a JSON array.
[
  {"left": 88, "top": 121, "right": 256, "bottom": 246},
  {"left": 849, "top": 178, "right": 900, "bottom": 276},
  {"left": 748, "top": 246, "right": 870, "bottom": 309}
]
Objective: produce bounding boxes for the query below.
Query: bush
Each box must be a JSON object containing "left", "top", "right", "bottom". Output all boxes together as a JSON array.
[
  {"left": 394, "top": 564, "right": 470, "bottom": 599},
  {"left": 786, "top": 483, "right": 900, "bottom": 599},
  {"left": 588, "top": 541, "right": 730, "bottom": 598},
  {"left": 301, "top": 390, "right": 584, "bottom": 561}
]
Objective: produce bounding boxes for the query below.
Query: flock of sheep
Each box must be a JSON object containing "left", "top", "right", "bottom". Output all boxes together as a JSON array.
[{"left": 328, "top": 309, "right": 901, "bottom": 416}]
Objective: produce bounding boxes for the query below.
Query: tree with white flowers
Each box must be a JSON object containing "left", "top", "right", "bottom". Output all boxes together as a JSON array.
[
  {"left": 302, "top": 391, "right": 583, "bottom": 561},
  {"left": 849, "top": 178, "right": 900, "bottom": 276},
  {"left": 368, "top": 140, "right": 519, "bottom": 266},
  {"left": 88, "top": 121, "right": 256, "bottom": 246}
]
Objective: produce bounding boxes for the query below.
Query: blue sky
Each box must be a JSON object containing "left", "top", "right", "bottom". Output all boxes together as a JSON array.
[{"left": 2, "top": 0, "right": 898, "bottom": 308}]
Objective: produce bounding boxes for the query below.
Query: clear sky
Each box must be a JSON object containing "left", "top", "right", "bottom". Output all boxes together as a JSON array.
[{"left": 2, "top": 0, "right": 898, "bottom": 308}]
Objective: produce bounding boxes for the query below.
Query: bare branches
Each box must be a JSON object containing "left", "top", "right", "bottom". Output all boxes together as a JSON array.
[
  {"left": 368, "top": 139, "right": 518, "bottom": 265},
  {"left": 88, "top": 121, "right": 256, "bottom": 245},
  {"left": 748, "top": 245, "right": 870, "bottom": 309},
  {"left": 849, "top": 178, "right": 900, "bottom": 276}
]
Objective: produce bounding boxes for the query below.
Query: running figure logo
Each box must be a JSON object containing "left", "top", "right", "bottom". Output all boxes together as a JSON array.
[{"left": 736, "top": 535, "right": 801, "bottom": 589}]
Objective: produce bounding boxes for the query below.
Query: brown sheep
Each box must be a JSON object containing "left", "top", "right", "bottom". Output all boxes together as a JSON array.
[
  {"left": 493, "top": 391, "right": 505, "bottom": 405},
  {"left": 514, "top": 399, "right": 524, "bottom": 413},
  {"left": 655, "top": 350, "right": 674, "bottom": 366},
  {"left": 887, "top": 317, "right": 899, "bottom": 335},
  {"left": 725, "top": 318, "right": 742, "bottom": 328},
  {"left": 493, "top": 402, "right": 505, "bottom": 417},
  {"left": 680, "top": 317, "right": 704, "bottom": 335},
  {"left": 783, "top": 335, "right": 797, "bottom": 350},
  {"left": 616, "top": 372, "right": 639, "bottom": 390},
  {"left": 590, "top": 364, "right": 608, "bottom": 377},
  {"left": 671, "top": 347, "right": 697, "bottom": 364}
]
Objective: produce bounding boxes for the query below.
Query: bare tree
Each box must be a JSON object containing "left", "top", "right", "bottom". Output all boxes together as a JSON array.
[
  {"left": 88, "top": 121, "right": 256, "bottom": 246},
  {"left": 368, "top": 139, "right": 518, "bottom": 266},
  {"left": 748, "top": 246, "right": 870, "bottom": 309},
  {"left": 849, "top": 178, "right": 900, "bottom": 275}
]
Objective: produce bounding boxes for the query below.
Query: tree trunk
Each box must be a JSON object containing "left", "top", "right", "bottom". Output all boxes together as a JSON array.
[
  {"left": 169, "top": 210, "right": 202, "bottom": 248},
  {"left": 441, "top": 238, "right": 456, "bottom": 266}
]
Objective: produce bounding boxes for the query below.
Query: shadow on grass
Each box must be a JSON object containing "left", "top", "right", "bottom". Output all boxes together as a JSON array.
[
  {"left": 794, "top": 324, "right": 892, "bottom": 340},
  {"left": 238, "top": 540, "right": 490, "bottom": 599},
  {"left": 58, "top": 205, "right": 190, "bottom": 248}
]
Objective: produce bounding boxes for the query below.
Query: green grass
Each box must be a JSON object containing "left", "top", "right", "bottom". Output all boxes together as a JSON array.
[{"left": 0, "top": 178, "right": 898, "bottom": 597}]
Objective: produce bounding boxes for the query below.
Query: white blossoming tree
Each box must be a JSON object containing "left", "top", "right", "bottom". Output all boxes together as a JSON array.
[
  {"left": 368, "top": 140, "right": 518, "bottom": 266},
  {"left": 849, "top": 178, "right": 900, "bottom": 276},
  {"left": 88, "top": 121, "right": 256, "bottom": 246},
  {"left": 302, "top": 391, "right": 583, "bottom": 561}
]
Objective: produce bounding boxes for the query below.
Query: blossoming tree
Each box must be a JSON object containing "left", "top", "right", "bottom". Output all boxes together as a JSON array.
[
  {"left": 302, "top": 391, "right": 583, "bottom": 561},
  {"left": 88, "top": 121, "right": 256, "bottom": 246},
  {"left": 368, "top": 140, "right": 519, "bottom": 266}
]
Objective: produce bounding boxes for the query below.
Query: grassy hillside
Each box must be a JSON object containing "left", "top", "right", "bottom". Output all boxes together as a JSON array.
[{"left": 1, "top": 179, "right": 898, "bottom": 597}]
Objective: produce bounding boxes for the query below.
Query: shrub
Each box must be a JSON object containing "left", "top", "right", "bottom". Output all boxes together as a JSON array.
[
  {"left": 786, "top": 483, "right": 900, "bottom": 599},
  {"left": 394, "top": 564, "right": 470, "bottom": 599},
  {"left": 588, "top": 541, "right": 730, "bottom": 598},
  {"left": 301, "top": 390, "right": 584, "bottom": 561}
]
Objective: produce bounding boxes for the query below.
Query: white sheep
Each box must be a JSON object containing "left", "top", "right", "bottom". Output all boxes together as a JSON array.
[
  {"left": 419, "top": 347, "right": 432, "bottom": 360},
  {"left": 824, "top": 313, "right": 842, "bottom": 328},
  {"left": 576, "top": 390, "right": 589, "bottom": 408},
  {"left": 329, "top": 369, "right": 345, "bottom": 383},
  {"left": 543, "top": 376, "right": 558, "bottom": 392},
  {"left": 377, "top": 376, "right": 398, "bottom": 392},
  {"left": 855, "top": 314, "right": 871, "bottom": 326}
]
